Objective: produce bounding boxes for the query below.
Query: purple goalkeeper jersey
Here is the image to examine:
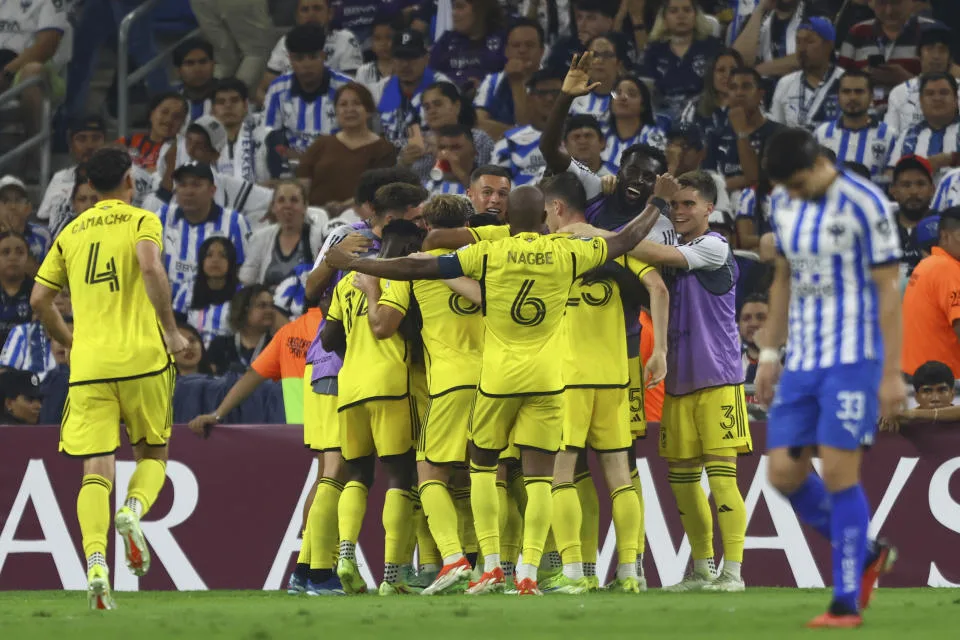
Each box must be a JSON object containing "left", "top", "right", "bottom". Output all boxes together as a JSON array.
[{"left": 664, "top": 232, "right": 744, "bottom": 396}]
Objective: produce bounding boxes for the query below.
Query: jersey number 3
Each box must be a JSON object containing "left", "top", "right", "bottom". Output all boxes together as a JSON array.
[
  {"left": 85, "top": 242, "right": 119, "bottom": 292},
  {"left": 511, "top": 279, "right": 546, "bottom": 326}
]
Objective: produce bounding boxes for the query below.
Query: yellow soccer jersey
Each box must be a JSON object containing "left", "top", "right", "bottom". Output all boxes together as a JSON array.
[
  {"left": 35, "top": 200, "right": 171, "bottom": 384},
  {"left": 467, "top": 225, "right": 510, "bottom": 243},
  {"left": 453, "top": 232, "right": 608, "bottom": 396},
  {"left": 379, "top": 248, "right": 484, "bottom": 396},
  {"left": 327, "top": 272, "right": 409, "bottom": 409},
  {"left": 563, "top": 253, "right": 655, "bottom": 388}
]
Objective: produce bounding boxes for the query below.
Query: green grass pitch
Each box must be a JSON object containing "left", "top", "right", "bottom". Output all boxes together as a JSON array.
[{"left": 0, "top": 589, "right": 956, "bottom": 639}]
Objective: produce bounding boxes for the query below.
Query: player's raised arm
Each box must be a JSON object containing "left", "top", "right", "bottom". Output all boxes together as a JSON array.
[
  {"left": 135, "top": 238, "right": 187, "bottom": 355},
  {"left": 605, "top": 175, "right": 680, "bottom": 259},
  {"left": 539, "top": 53, "right": 599, "bottom": 174}
]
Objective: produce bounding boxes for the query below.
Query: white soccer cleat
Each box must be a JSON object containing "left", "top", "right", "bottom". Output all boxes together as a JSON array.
[
  {"left": 115, "top": 506, "right": 151, "bottom": 577},
  {"left": 663, "top": 570, "right": 716, "bottom": 592},
  {"left": 702, "top": 572, "right": 745, "bottom": 592},
  {"left": 87, "top": 565, "right": 117, "bottom": 610}
]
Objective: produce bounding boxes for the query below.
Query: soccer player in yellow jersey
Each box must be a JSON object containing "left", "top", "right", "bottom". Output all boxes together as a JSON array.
[
  {"left": 29, "top": 148, "right": 188, "bottom": 610},
  {"left": 320, "top": 219, "right": 426, "bottom": 595},
  {"left": 356, "top": 196, "right": 484, "bottom": 595},
  {"left": 326, "top": 184, "right": 668, "bottom": 595}
]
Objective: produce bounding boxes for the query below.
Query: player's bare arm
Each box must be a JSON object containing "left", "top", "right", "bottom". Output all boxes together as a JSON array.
[
  {"left": 422, "top": 227, "right": 477, "bottom": 251},
  {"left": 188, "top": 370, "right": 269, "bottom": 438},
  {"left": 758, "top": 232, "right": 778, "bottom": 263},
  {"left": 872, "top": 262, "right": 908, "bottom": 421},
  {"left": 30, "top": 283, "right": 73, "bottom": 348},
  {"left": 305, "top": 233, "right": 374, "bottom": 300},
  {"left": 629, "top": 241, "right": 690, "bottom": 269},
  {"left": 354, "top": 273, "right": 405, "bottom": 339},
  {"left": 641, "top": 269, "right": 669, "bottom": 387},
  {"left": 444, "top": 277, "right": 482, "bottom": 305},
  {"left": 326, "top": 249, "right": 443, "bottom": 281},
  {"left": 754, "top": 255, "right": 791, "bottom": 406},
  {"left": 136, "top": 239, "right": 188, "bottom": 355},
  {"left": 319, "top": 318, "right": 347, "bottom": 358},
  {"left": 539, "top": 53, "right": 600, "bottom": 173}
]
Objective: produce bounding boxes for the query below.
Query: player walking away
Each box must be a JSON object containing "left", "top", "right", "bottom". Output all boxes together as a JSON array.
[
  {"left": 539, "top": 173, "right": 670, "bottom": 594},
  {"left": 30, "top": 148, "right": 189, "bottom": 609},
  {"left": 624, "top": 171, "right": 752, "bottom": 593},
  {"left": 325, "top": 184, "right": 668, "bottom": 595},
  {"left": 354, "top": 195, "right": 485, "bottom": 596},
  {"left": 320, "top": 219, "right": 427, "bottom": 596},
  {"left": 755, "top": 128, "right": 903, "bottom": 629}
]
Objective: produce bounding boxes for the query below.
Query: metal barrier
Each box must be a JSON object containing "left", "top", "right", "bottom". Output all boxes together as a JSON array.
[
  {"left": 117, "top": 0, "right": 201, "bottom": 139},
  {"left": 0, "top": 75, "right": 51, "bottom": 188}
]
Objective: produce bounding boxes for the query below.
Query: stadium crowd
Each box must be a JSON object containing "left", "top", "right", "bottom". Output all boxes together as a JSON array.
[{"left": 1, "top": 0, "right": 960, "bottom": 601}]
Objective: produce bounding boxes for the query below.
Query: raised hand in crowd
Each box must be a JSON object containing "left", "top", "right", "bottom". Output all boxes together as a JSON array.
[{"left": 562, "top": 53, "right": 602, "bottom": 98}]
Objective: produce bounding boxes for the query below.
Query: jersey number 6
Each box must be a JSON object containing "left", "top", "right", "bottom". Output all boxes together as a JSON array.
[{"left": 510, "top": 279, "right": 546, "bottom": 326}]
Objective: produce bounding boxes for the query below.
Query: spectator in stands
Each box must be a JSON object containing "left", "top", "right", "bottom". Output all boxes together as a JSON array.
[
  {"left": 665, "top": 122, "right": 706, "bottom": 175},
  {"left": 207, "top": 284, "right": 276, "bottom": 374},
  {"left": 354, "top": 13, "right": 397, "bottom": 87},
  {"left": 175, "top": 322, "right": 214, "bottom": 376},
  {"left": 298, "top": 82, "right": 396, "bottom": 209},
  {"left": 474, "top": 18, "right": 545, "bottom": 140},
  {"left": 0, "top": 176, "right": 49, "bottom": 271},
  {"left": 156, "top": 162, "right": 252, "bottom": 300},
  {"left": 815, "top": 70, "right": 898, "bottom": 180},
  {"left": 738, "top": 292, "right": 769, "bottom": 384},
  {"left": 882, "top": 360, "right": 958, "bottom": 429},
  {"left": 212, "top": 79, "right": 267, "bottom": 184},
  {"left": 174, "top": 236, "right": 240, "bottom": 347},
  {"left": 492, "top": 67, "right": 564, "bottom": 186},
  {"left": 679, "top": 47, "right": 743, "bottom": 142},
  {"left": 373, "top": 29, "right": 452, "bottom": 147},
  {"left": 0, "top": 287, "right": 67, "bottom": 374},
  {"left": 430, "top": 0, "right": 506, "bottom": 92},
  {"left": 888, "top": 73, "right": 960, "bottom": 181},
  {"left": 833, "top": 0, "right": 874, "bottom": 47},
  {"left": 734, "top": 175, "right": 773, "bottom": 251},
  {"left": 263, "top": 24, "right": 353, "bottom": 156},
  {"left": 117, "top": 92, "right": 188, "bottom": 172},
  {"left": 564, "top": 114, "right": 611, "bottom": 176},
  {"left": 769, "top": 17, "right": 844, "bottom": 129},
  {"left": 913, "top": 213, "right": 940, "bottom": 260},
  {"left": 705, "top": 67, "right": 783, "bottom": 193},
  {"left": 259, "top": 0, "right": 363, "bottom": 105},
  {"left": 403, "top": 81, "right": 494, "bottom": 183},
  {"left": 240, "top": 181, "right": 324, "bottom": 287},
  {"left": 189, "top": 0, "right": 273, "bottom": 90},
  {"left": 569, "top": 34, "right": 627, "bottom": 127},
  {"left": 466, "top": 165, "right": 512, "bottom": 221},
  {"left": 838, "top": 0, "right": 938, "bottom": 108},
  {"left": 642, "top": 0, "right": 723, "bottom": 125},
  {"left": 0, "top": 232, "right": 32, "bottom": 347},
  {"left": 885, "top": 23, "right": 957, "bottom": 134},
  {"left": 174, "top": 38, "right": 218, "bottom": 125},
  {"left": 891, "top": 155, "right": 936, "bottom": 273},
  {"left": 733, "top": 0, "right": 807, "bottom": 80},
  {"left": 544, "top": 0, "right": 619, "bottom": 72},
  {"left": 603, "top": 76, "right": 667, "bottom": 174},
  {"left": 424, "top": 124, "right": 480, "bottom": 195},
  {"left": 0, "top": 369, "right": 42, "bottom": 424},
  {"left": 902, "top": 206, "right": 960, "bottom": 377},
  {"left": 37, "top": 324, "right": 69, "bottom": 424},
  {"left": 37, "top": 115, "right": 105, "bottom": 234},
  {"left": 51, "top": 178, "right": 98, "bottom": 239}
]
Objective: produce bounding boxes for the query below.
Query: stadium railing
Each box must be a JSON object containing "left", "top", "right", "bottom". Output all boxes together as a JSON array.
[
  {"left": 117, "top": 0, "right": 201, "bottom": 139},
  {"left": 0, "top": 75, "right": 51, "bottom": 188}
]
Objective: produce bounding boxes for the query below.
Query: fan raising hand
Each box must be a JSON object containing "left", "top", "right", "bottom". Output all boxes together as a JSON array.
[{"left": 562, "top": 53, "right": 602, "bottom": 97}]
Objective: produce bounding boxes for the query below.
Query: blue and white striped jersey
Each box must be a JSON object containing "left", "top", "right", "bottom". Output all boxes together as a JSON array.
[
  {"left": 172, "top": 285, "right": 233, "bottom": 347},
  {"left": 156, "top": 204, "right": 251, "bottom": 301},
  {"left": 473, "top": 71, "right": 516, "bottom": 126},
  {"left": 425, "top": 178, "right": 467, "bottom": 197},
  {"left": 174, "top": 83, "right": 213, "bottom": 131},
  {"left": 372, "top": 68, "right": 451, "bottom": 147},
  {"left": 888, "top": 119, "right": 960, "bottom": 181},
  {"left": 493, "top": 125, "right": 547, "bottom": 186},
  {"left": 735, "top": 186, "right": 773, "bottom": 235},
  {"left": 770, "top": 169, "right": 902, "bottom": 372},
  {"left": 274, "top": 264, "right": 312, "bottom": 320},
  {"left": 932, "top": 168, "right": 960, "bottom": 212},
  {"left": 601, "top": 125, "right": 667, "bottom": 173},
  {"left": 263, "top": 69, "right": 353, "bottom": 153},
  {"left": 570, "top": 91, "right": 612, "bottom": 127},
  {"left": 0, "top": 321, "right": 55, "bottom": 374},
  {"left": 815, "top": 119, "right": 898, "bottom": 180}
]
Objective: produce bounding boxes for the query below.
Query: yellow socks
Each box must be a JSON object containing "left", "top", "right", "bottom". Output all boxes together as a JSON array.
[
  {"left": 610, "top": 484, "right": 641, "bottom": 566},
  {"left": 630, "top": 466, "right": 646, "bottom": 555},
  {"left": 551, "top": 482, "right": 582, "bottom": 564},
  {"left": 668, "top": 466, "right": 714, "bottom": 561},
  {"left": 337, "top": 480, "right": 368, "bottom": 545},
  {"left": 383, "top": 488, "right": 414, "bottom": 566},
  {"left": 469, "top": 462, "right": 500, "bottom": 560},
  {"left": 298, "top": 526, "right": 312, "bottom": 565},
  {"left": 125, "top": 458, "right": 166, "bottom": 516},
  {"left": 419, "top": 480, "right": 462, "bottom": 560},
  {"left": 521, "top": 477, "right": 553, "bottom": 569},
  {"left": 575, "top": 471, "right": 599, "bottom": 566},
  {"left": 453, "top": 487, "right": 478, "bottom": 555},
  {"left": 498, "top": 481, "right": 522, "bottom": 567},
  {"left": 413, "top": 492, "right": 441, "bottom": 567},
  {"left": 78, "top": 474, "right": 112, "bottom": 563},
  {"left": 705, "top": 461, "right": 746, "bottom": 564},
  {"left": 308, "top": 478, "right": 343, "bottom": 570}
]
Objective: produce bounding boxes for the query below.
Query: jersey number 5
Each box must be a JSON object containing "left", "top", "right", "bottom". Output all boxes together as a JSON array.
[
  {"left": 85, "top": 242, "right": 119, "bottom": 292},
  {"left": 511, "top": 279, "right": 546, "bottom": 326}
]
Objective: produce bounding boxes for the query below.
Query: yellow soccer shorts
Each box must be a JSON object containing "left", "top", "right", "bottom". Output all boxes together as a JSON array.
[
  {"left": 303, "top": 366, "right": 341, "bottom": 451},
  {"left": 417, "top": 388, "right": 474, "bottom": 464},
  {"left": 410, "top": 366, "right": 429, "bottom": 423},
  {"left": 60, "top": 366, "right": 175, "bottom": 457},
  {"left": 659, "top": 384, "right": 752, "bottom": 460},
  {"left": 339, "top": 397, "right": 415, "bottom": 461},
  {"left": 628, "top": 355, "right": 647, "bottom": 438},
  {"left": 469, "top": 390, "right": 563, "bottom": 453},
  {"left": 563, "top": 387, "right": 632, "bottom": 451}
]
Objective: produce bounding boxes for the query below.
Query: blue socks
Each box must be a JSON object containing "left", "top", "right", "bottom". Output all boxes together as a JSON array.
[
  {"left": 787, "top": 473, "right": 831, "bottom": 539},
  {"left": 828, "top": 484, "right": 869, "bottom": 614}
]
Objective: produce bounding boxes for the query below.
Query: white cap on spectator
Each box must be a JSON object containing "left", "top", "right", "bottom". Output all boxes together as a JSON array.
[
  {"left": 187, "top": 116, "right": 228, "bottom": 154},
  {"left": 0, "top": 175, "right": 27, "bottom": 195}
]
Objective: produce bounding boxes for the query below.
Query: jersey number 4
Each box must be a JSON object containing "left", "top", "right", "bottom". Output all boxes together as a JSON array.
[
  {"left": 85, "top": 242, "right": 119, "bottom": 292},
  {"left": 511, "top": 279, "right": 546, "bottom": 326}
]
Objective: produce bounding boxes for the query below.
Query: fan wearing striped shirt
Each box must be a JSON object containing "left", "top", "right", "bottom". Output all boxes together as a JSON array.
[
  {"left": 173, "top": 236, "right": 240, "bottom": 348},
  {"left": 887, "top": 72, "right": 960, "bottom": 182},
  {"left": 0, "top": 288, "right": 69, "bottom": 375}
]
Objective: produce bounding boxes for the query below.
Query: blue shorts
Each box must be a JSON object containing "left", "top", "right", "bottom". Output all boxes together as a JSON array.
[{"left": 766, "top": 362, "right": 882, "bottom": 451}]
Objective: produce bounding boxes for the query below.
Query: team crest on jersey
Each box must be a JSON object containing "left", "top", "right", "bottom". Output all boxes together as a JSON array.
[
  {"left": 828, "top": 223, "right": 847, "bottom": 242},
  {"left": 873, "top": 141, "right": 888, "bottom": 161},
  {"left": 487, "top": 35, "right": 502, "bottom": 52},
  {"left": 17, "top": 301, "right": 30, "bottom": 317},
  {"left": 692, "top": 55, "right": 707, "bottom": 77},
  {"left": 875, "top": 217, "right": 892, "bottom": 237}
]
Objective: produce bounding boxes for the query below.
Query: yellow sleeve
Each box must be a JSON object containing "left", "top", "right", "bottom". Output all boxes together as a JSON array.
[
  {"left": 327, "top": 278, "right": 345, "bottom": 322},
  {"left": 468, "top": 225, "right": 510, "bottom": 242},
  {"left": 568, "top": 236, "right": 609, "bottom": 277},
  {"left": 455, "top": 242, "right": 486, "bottom": 280},
  {"left": 379, "top": 279, "right": 411, "bottom": 315},
  {"left": 135, "top": 212, "right": 163, "bottom": 250},
  {"left": 35, "top": 241, "right": 67, "bottom": 291},
  {"left": 624, "top": 255, "right": 655, "bottom": 279}
]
